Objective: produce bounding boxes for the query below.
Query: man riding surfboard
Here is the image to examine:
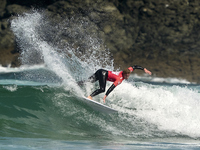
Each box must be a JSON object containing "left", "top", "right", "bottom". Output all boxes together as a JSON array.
[{"left": 86, "top": 65, "right": 152, "bottom": 103}]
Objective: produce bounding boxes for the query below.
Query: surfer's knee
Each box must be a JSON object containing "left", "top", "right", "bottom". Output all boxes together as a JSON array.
[{"left": 100, "top": 87, "right": 105, "bottom": 93}]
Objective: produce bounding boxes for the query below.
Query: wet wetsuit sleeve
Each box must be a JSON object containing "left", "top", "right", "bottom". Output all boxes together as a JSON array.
[
  {"left": 132, "top": 65, "right": 144, "bottom": 70},
  {"left": 105, "top": 84, "right": 116, "bottom": 96}
]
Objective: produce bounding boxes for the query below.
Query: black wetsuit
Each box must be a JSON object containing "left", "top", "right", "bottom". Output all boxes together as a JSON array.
[
  {"left": 88, "top": 65, "right": 144, "bottom": 97},
  {"left": 89, "top": 69, "right": 108, "bottom": 97}
]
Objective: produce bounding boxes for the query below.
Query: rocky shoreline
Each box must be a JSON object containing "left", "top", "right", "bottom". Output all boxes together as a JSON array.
[{"left": 0, "top": 0, "right": 200, "bottom": 83}]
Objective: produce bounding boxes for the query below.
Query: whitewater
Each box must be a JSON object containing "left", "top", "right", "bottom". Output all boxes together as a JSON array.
[{"left": 0, "top": 10, "right": 200, "bottom": 149}]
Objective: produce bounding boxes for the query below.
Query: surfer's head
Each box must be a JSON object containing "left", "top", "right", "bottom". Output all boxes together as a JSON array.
[{"left": 122, "top": 68, "right": 131, "bottom": 79}]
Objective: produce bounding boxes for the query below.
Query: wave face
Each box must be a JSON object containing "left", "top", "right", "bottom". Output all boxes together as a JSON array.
[
  {"left": 0, "top": 80, "right": 200, "bottom": 141},
  {"left": 1, "top": 10, "right": 199, "bottom": 142}
]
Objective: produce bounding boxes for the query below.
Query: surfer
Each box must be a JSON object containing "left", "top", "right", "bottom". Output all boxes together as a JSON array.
[{"left": 86, "top": 65, "right": 152, "bottom": 103}]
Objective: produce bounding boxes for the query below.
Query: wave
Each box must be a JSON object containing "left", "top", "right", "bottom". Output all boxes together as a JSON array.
[
  {"left": 0, "top": 67, "right": 62, "bottom": 85},
  {"left": 113, "top": 81, "right": 200, "bottom": 138},
  {"left": 2, "top": 9, "right": 199, "bottom": 141},
  {"left": 0, "top": 64, "right": 46, "bottom": 73},
  {"left": 130, "top": 74, "right": 194, "bottom": 85},
  {"left": 0, "top": 65, "right": 195, "bottom": 86},
  {"left": 0, "top": 83, "right": 200, "bottom": 141}
]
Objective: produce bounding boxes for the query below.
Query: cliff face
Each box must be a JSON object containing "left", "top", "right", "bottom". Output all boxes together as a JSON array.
[{"left": 0, "top": 0, "right": 200, "bottom": 83}]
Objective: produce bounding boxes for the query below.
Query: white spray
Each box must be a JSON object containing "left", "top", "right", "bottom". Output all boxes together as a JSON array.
[
  {"left": 10, "top": 10, "right": 114, "bottom": 96},
  {"left": 11, "top": 11, "right": 83, "bottom": 95},
  {"left": 110, "top": 81, "right": 200, "bottom": 138}
]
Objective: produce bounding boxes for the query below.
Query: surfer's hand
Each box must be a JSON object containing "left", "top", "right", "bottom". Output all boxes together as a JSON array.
[
  {"left": 103, "top": 95, "right": 107, "bottom": 103},
  {"left": 144, "top": 68, "right": 152, "bottom": 75}
]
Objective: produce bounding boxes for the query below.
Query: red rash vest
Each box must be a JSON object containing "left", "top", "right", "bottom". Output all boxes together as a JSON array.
[{"left": 107, "top": 67, "right": 133, "bottom": 86}]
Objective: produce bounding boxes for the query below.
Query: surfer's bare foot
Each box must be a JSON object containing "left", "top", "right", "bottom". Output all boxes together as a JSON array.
[{"left": 87, "top": 96, "right": 92, "bottom": 100}]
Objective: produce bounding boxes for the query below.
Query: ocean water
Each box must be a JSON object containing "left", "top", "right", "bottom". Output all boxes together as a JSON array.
[{"left": 0, "top": 10, "right": 200, "bottom": 149}]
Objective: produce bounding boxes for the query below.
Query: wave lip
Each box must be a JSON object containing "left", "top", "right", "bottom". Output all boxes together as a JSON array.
[
  {"left": 0, "top": 65, "right": 46, "bottom": 73},
  {"left": 131, "top": 74, "right": 194, "bottom": 84}
]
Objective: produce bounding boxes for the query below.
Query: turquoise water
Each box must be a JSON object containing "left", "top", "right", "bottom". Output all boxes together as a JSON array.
[
  {"left": 1, "top": 10, "right": 200, "bottom": 149},
  {"left": 0, "top": 69, "right": 200, "bottom": 149}
]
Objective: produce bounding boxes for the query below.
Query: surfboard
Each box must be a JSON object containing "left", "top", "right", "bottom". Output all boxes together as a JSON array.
[{"left": 81, "top": 97, "right": 118, "bottom": 114}]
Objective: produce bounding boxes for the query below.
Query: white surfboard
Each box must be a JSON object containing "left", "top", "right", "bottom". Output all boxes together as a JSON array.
[{"left": 81, "top": 97, "right": 118, "bottom": 114}]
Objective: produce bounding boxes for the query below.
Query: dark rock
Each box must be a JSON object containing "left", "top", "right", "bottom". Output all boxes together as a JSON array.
[
  {"left": 0, "top": 0, "right": 7, "bottom": 18},
  {"left": 6, "top": 4, "right": 29, "bottom": 16},
  {"left": 0, "top": 0, "right": 200, "bottom": 83}
]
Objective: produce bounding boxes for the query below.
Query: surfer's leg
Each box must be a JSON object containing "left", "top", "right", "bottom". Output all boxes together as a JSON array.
[
  {"left": 89, "top": 69, "right": 108, "bottom": 98},
  {"left": 88, "top": 70, "right": 99, "bottom": 83},
  {"left": 99, "top": 69, "right": 108, "bottom": 92}
]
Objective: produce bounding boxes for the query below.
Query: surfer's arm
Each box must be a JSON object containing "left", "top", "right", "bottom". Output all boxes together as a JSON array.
[
  {"left": 144, "top": 68, "right": 152, "bottom": 75},
  {"left": 103, "top": 84, "right": 116, "bottom": 103},
  {"left": 129, "top": 65, "right": 152, "bottom": 75},
  {"left": 106, "top": 84, "right": 116, "bottom": 96},
  {"left": 132, "top": 65, "right": 144, "bottom": 70}
]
